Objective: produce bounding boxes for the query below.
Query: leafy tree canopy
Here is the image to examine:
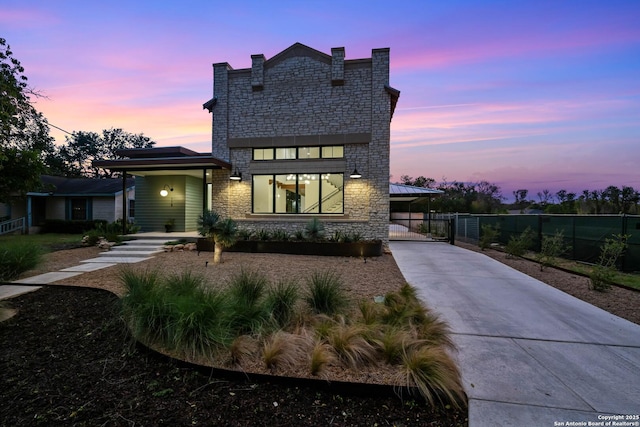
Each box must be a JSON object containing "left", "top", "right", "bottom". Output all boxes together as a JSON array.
[
  {"left": 0, "top": 38, "right": 54, "bottom": 202},
  {"left": 49, "top": 128, "right": 156, "bottom": 178}
]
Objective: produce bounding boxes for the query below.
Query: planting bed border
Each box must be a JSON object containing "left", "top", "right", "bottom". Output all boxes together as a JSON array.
[
  {"left": 197, "top": 238, "right": 383, "bottom": 257},
  {"left": 134, "top": 337, "right": 463, "bottom": 406}
]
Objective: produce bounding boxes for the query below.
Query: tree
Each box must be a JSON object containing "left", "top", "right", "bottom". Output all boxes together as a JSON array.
[
  {"left": 50, "top": 128, "right": 155, "bottom": 178},
  {"left": 197, "top": 210, "right": 238, "bottom": 264},
  {"left": 400, "top": 175, "right": 436, "bottom": 188},
  {"left": 0, "top": 38, "right": 54, "bottom": 202}
]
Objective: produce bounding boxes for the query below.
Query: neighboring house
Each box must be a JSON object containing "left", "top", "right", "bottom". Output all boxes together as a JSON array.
[
  {"left": 95, "top": 43, "right": 399, "bottom": 243},
  {"left": 1, "top": 175, "right": 135, "bottom": 234}
]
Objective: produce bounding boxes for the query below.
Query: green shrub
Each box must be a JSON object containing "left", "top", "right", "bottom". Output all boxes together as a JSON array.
[
  {"left": 589, "top": 234, "right": 630, "bottom": 292},
  {"left": 237, "top": 228, "right": 253, "bottom": 241},
  {"left": 227, "top": 269, "right": 269, "bottom": 334},
  {"left": 479, "top": 224, "right": 500, "bottom": 250},
  {"left": 305, "top": 270, "right": 348, "bottom": 315},
  {"left": 265, "top": 280, "right": 300, "bottom": 328},
  {"left": 256, "top": 229, "right": 271, "bottom": 241},
  {"left": 536, "top": 230, "right": 569, "bottom": 271},
  {"left": 0, "top": 241, "right": 42, "bottom": 281},
  {"left": 505, "top": 227, "right": 534, "bottom": 258},
  {"left": 271, "top": 229, "right": 289, "bottom": 241},
  {"left": 304, "top": 217, "right": 325, "bottom": 241},
  {"left": 84, "top": 229, "right": 102, "bottom": 246}
]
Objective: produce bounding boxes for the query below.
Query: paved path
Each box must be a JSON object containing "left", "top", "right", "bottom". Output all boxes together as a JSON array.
[
  {"left": 390, "top": 241, "right": 640, "bottom": 427},
  {"left": 1, "top": 239, "right": 165, "bottom": 301}
]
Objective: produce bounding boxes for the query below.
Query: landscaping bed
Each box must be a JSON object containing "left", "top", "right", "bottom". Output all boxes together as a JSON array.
[{"left": 0, "top": 286, "right": 466, "bottom": 426}]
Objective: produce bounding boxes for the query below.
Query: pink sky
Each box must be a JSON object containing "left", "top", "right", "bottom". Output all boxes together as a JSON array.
[{"left": 3, "top": 0, "right": 639, "bottom": 202}]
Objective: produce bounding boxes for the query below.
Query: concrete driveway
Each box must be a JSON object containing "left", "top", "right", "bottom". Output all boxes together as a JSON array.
[{"left": 390, "top": 242, "right": 640, "bottom": 427}]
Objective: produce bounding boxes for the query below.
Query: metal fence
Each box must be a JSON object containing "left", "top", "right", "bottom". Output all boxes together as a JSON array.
[
  {"left": 389, "top": 212, "right": 453, "bottom": 242},
  {"left": 455, "top": 214, "right": 640, "bottom": 272}
]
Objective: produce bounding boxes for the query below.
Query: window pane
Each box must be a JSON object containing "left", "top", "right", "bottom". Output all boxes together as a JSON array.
[
  {"left": 252, "top": 175, "right": 273, "bottom": 213},
  {"left": 321, "top": 145, "right": 344, "bottom": 158},
  {"left": 275, "top": 174, "right": 298, "bottom": 213},
  {"left": 321, "top": 173, "right": 344, "bottom": 213},
  {"left": 71, "top": 198, "right": 87, "bottom": 220},
  {"left": 253, "top": 148, "right": 273, "bottom": 160},
  {"left": 299, "top": 147, "right": 320, "bottom": 159},
  {"left": 275, "top": 147, "right": 296, "bottom": 159},
  {"left": 299, "top": 173, "right": 320, "bottom": 213}
]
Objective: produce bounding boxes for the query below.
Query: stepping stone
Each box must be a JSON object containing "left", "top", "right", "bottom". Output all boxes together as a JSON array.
[
  {"left": 60, "top": 263, "right": 117, "bottom": 272},
  {"left": 0, "top": 285, "right": 42, "bottom": 300},
  {"left": 12, "top": 272, "right": 83, "bottom": 284},
  {"left": 81, "top": 257, "right": 152, "bottom": 264}
]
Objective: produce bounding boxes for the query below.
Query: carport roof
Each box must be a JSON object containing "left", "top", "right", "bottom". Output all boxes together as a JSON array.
[{"left": 389, "top": 183, "right": 444, "bottom": 202}]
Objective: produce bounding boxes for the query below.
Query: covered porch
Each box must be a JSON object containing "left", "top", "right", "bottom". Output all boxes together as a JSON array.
[{"left": 94, "top": 147, "right": 231, "bottom": 234}]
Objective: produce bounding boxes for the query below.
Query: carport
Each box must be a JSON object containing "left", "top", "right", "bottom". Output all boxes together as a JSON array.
[{"left": 389, "top": 183, "right": 445, "bottom": 241}]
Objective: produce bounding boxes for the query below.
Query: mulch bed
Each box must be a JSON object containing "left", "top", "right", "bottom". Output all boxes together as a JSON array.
[{"left": 0, "top": 286, "right": 468, "bottom": 426}]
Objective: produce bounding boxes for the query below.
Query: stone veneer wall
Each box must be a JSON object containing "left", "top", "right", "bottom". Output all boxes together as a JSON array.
[{"left": 209, "top": 45, "right": 393, "bottom": 244}]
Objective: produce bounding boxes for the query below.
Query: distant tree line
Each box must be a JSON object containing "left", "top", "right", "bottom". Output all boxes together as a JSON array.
[
  {"left": 511, "top": 187, "right": 640, "bottom": 215},
  {"left": 399, "top": 175, "right": 640, "bottom": 215}
]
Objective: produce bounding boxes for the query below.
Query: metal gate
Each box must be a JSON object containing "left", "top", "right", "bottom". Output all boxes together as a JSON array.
[{"left": 389, "top": 212, "right": 452, "bottom": 242}]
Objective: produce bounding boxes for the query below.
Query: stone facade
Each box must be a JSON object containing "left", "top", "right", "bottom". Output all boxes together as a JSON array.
[{"left": 206, "top": 43, "right": 399, "bottom": 244}]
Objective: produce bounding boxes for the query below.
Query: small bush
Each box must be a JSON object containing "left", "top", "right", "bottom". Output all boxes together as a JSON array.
[
  {"left": 229, "top": 335, "right": 258, "bottom": 366},
  {"left": 479, "top": 224, "right": 500, "bottom": 250},
  {"left": 262, "top": 331, "right": 308, "bottom": 371},
  {"left": 305, "top": 270, "right": 348, "bottom": 315},
  {"left": 271, "top": 229, "right": 289, "bottom": 241},
  {"left": 589, "top": 234, "right": 630, "bottom": 292},
  {"left": 505, "top": 227, "right": 534, "bottom": 258},
  {"left": 536, "top": 230, "right": 569, "bottom": 271},
  {"left": 304, "top": 217, "right": 325, "bottom": 241},
  {"left": 256, "top": 229, "right": 271, "bottom": 241},
  {"left": 227, "top": 269, "right": 269, "bottom": 334},
  {"left": 0, "top": 241, "right": 42, "bottom": 281},
  {"left": 237, "top": 228, "right": 253, "bottom": 241}
]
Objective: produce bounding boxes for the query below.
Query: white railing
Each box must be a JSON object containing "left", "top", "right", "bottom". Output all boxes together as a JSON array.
[{"left": 0, "top": 217, "right": 26, "bottom": 236}]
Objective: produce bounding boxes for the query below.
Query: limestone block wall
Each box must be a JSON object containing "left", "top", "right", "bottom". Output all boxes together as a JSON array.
[{"left": 208, "top": 44, "right": 395, "bottom": 244}]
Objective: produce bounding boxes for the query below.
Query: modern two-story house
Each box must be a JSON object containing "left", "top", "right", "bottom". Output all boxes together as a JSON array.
[{"left": 95, "top": 43, "right": 399, "bottom": 243}]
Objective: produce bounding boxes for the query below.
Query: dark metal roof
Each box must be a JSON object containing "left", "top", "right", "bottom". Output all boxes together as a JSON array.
[
  {"left": 390, "top": 183, "right": 443, "bottom": 202},
  {"left": 29, "top": 175, "right": 134, "bottom": 196},
  {"left": 93, "top": 146, "right": 231, "bottom": 172}
]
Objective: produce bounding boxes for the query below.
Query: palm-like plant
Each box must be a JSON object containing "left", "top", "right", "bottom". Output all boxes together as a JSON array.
[{"left": 197, "top": 210, "right": 238, "bottom": 264}]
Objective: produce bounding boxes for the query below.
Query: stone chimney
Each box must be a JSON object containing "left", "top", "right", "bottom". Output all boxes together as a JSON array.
[
  {"left": 331, "top": 47, "right": 345, "bottom": 86},
  {"left": 251, "top": 54, "right": 265, "bottom": 91}
]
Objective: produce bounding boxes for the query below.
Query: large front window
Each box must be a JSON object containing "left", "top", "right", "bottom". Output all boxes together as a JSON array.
[{"left": 252, "top": 173, "right": 344, "bottom": 214}]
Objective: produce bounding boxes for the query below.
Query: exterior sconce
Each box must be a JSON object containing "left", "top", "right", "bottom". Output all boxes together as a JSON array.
[
  {"left": 160, "top": 184, "right": 173, "bottom": 197},
  {"left": 230, "top": 168, "right": 242, "bottom": 181},
  {"left": 349, "top": 166, "right": 362, "bottom": 179}
]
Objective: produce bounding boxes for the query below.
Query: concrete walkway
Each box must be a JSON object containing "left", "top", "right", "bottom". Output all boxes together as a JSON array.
[
  {"left": 390, "top": 241, "right": 640, "bottom": 427},
  {"left": 1, "top": 238, "right": 166, "bottom": 301}
]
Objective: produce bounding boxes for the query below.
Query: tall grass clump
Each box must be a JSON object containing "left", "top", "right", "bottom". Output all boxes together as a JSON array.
[
  {"left": 265, "top": 280, "right": 299, "bottom": 328},
  {"left": 305, "top": 270, "right": 348, "bottom": 315},
  {"left": 398, "top": 346, "right": 465, "bottom": 409},
  {"left": 326, "top": 317, "right": 378, "bottom": 368},
  {"left": 0, "top": 241, "right": 42, "bottom": 281},
  {"left": 227, "top": 269, "right": 269, "bottom": 334}
]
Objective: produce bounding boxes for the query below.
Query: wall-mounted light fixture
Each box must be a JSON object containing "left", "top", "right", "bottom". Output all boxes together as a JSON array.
[
  {"left": 160, "top": 184, "right": 173, "bottom": 197},
  {"left": 349, "top": 165, "right": 362, "bottom": 179},
  {"left": 229, "top": 168, "right": 242, "bottom": 181}
]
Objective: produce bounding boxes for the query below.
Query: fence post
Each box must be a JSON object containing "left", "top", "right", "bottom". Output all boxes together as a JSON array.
[{"left": 449, "top": 218, "right": 455, "bottom": 245}]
